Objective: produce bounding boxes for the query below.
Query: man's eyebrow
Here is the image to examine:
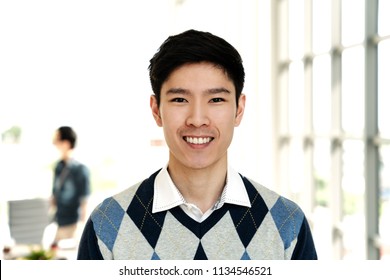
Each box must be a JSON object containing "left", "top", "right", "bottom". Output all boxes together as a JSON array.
[
  {"left": 165, "top": 87, "right": 231, "bottom": 95},
  {"left": 166, "top": 88, "right": 190, "bottom": 94},
  {"left": 206, "top": 87, "right": 231, "bottom": 94}
]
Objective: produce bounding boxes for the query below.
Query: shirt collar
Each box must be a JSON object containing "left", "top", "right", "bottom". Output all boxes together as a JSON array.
[{"left": 152, "top": 165, "right": 251, "bottom": 214}]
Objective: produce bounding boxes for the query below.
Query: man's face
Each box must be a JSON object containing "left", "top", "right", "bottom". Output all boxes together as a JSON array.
[
  {"left": 150, "top": 62, "right": 245, "bottom": 171},
  {"left": 52, "top": 131, "right": 71, "bottom": 157}
]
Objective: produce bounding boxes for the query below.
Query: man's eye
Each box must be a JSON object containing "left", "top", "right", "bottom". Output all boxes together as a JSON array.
[
  {"left": 210, "top": 97, "right": 224, "bottom": 103},
  {"left": 171, "top": 98, "right": 187, "bottom": 103}
]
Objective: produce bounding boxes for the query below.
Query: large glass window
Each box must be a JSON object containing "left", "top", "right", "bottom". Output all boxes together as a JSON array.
[
  {"left": 312, "top": 139, "right": 332, "bottom": 258},
  {"left": 341, "top": 0, "right": 365, "bottom": 46},
  {"left": 379, "top": 144, "right": 390, "bottom": 259},
  {"left": 313, "top": 55, "right": 331, "bottom": 133},
  {"left": 379, "top": 0, "right": 390, "bottom": 36},
  {"left": 273, "top": 0, "right": 390, "bottom": 259},
  {"left": 341, "top": 47, "right": 365, "bottom": 134},
  {"left": 288, "top": 0, "right": 304, "bottom": 60},
  {"left": 378, "top": 40, "right": 390, "bottom": 136},
  {"left": 288, "top": 62, "right": 305, "bottom": 134},
  {"left": 312, "top": 0, "right": 331, "bottom": 54},
  {"left": 342, "top": 140, "right": 365, "bottom": 259}
]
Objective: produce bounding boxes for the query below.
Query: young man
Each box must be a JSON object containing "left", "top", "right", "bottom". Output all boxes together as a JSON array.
[
  {"left": 77, "top": 30, "right": 317, "bottom": 260},
  {"left": 51, "top": 126, "right": 90, "bottom": 247}
]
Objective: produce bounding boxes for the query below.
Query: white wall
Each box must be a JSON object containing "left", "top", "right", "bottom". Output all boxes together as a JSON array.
[{"left": 0, "top": 0, "right": 273, "bottom": 202}]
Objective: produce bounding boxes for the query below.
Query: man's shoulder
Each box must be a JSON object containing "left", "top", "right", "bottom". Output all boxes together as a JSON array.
[
  {"left": 241, "top": 176, "right": 304, "bottom": 218},
  {"left": 68, "top": 159, "right": 89, "bottom": 172},
  {"left": 92, "top": 170, "right": 159, "bottom": 215},
  {"left": 242, "top": 176, "right": 307, "bottom": 246}
]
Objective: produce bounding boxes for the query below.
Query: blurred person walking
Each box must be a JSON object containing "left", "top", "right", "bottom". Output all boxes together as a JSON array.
[{"left": 51, "top": 126, "right": 90, "bottom": 247}]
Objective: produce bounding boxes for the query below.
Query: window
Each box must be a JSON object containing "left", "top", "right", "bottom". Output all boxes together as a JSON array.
[{"left": 273, "top": 0, "right": 390, "bottom": 259}]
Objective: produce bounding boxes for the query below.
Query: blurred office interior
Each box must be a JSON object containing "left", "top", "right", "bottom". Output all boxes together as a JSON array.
[{"left": 0, "top": 0, "right": 389, "bottom": 260}]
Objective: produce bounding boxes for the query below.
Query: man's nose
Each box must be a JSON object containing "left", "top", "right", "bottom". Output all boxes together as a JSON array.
[{"left": 185, "top": 103, "right": 210, "bottom": 127}]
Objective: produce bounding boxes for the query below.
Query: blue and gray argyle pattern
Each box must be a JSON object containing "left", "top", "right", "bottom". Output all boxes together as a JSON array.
[{"left": 78, "top": 170, "right": 317, "bottom": 260}]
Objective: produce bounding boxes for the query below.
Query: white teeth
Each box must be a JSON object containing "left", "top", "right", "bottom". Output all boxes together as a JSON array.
[{"left": 185, "top": 137, "right": 212, "bottom": 144}]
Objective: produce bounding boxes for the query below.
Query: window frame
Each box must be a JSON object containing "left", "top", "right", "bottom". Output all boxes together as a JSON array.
[{"left": 272, "top": 0, "right": 389, "bottom": 259}]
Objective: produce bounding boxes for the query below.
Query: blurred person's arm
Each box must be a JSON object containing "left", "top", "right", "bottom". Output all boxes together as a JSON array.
[
  {"left": 78, "top": 164, "right": 91, "bottom": 223},
  {"left": 48, "top": 195, "right": 57, "bottom": 223},
  {"left": 79, "top": 199, "right": 88, "bottom": 223},
  {"left": 50, "top": 195, "right": 56, "bottom": 207}
]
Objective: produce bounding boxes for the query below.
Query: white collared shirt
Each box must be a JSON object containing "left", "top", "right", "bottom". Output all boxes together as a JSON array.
[{"left": 152, "top": 165, "right": 251, "bottom": 222}]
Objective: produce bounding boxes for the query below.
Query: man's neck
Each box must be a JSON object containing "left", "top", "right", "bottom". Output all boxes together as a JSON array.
[
  {"left": 167, "top": 160, "right": 227, "bottom": 213},
  {"left": 61, "top": 150, "right": 73, "bottom": 162}
]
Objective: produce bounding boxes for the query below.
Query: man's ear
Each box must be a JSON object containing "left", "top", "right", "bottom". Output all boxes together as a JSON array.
[
  {"left": 234, "top": 93, "right": 246, "bottom": 127},
  {"left": 150, "top": 95, "right": 163, "bottom": 127}
]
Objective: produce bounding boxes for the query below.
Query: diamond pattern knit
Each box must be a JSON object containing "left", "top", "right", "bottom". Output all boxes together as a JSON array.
[{"left": 77, "top": 170, "right": 317, "bottom": 260}]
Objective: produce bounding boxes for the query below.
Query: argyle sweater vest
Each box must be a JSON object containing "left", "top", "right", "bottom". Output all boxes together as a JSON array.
[{"left": 77, "top": 170, "right": 317, "bottom": 260}]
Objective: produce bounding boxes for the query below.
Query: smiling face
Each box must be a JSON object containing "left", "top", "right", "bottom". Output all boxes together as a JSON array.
[{"left": 150, "top": 62, "right": 245, "bottom": 172}]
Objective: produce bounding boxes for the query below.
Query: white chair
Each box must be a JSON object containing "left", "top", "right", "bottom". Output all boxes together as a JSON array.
[{"left": 8, "top": 198, "right": 51, "bottom": 245}]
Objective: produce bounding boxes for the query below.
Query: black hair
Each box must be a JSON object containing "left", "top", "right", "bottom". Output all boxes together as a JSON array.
[
  {"left": 57, "top": 126, "right": 77, "bottom": 149},
  {"left": 148, "top": 29, "right": 245, "bottom": 106}
]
